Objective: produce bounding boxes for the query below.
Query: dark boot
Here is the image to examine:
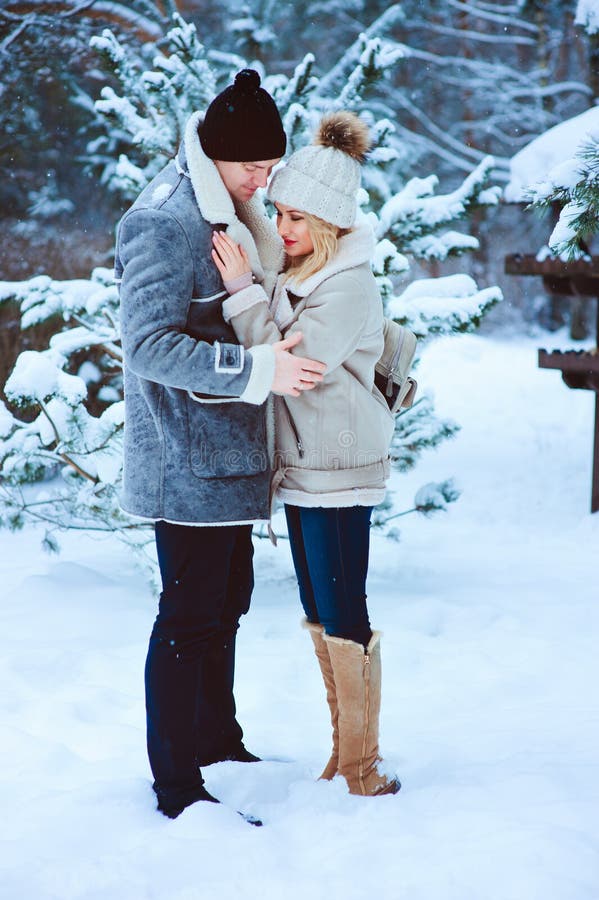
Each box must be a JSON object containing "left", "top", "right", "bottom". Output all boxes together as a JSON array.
[
  {"left": 155, "top": 782, "right": 219, "bottom": 819},
  {"left": 145, "top": 631, "right": 215, "bottom": 815},
  {"left": 195, "top": 631, "right": 261, "bottom": 766}
]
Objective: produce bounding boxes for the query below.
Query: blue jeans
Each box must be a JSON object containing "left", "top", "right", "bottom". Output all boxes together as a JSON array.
[
  {"left": 284, "top": 505, "right": 373, "bottom": 647},
  {"left": 145, "top": 522, "right": 253, "bottom": 812}
]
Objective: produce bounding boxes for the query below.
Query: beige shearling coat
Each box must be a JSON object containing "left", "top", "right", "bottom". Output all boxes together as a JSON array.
[{"left": 222, "top": 222, "right": 394, "bottom": 507}]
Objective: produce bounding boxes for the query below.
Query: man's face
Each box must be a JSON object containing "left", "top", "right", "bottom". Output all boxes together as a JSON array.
[{"left": 214, "top": 159, "right": 281, "bottom": 203}]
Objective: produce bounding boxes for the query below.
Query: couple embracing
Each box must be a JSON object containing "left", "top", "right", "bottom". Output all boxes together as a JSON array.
[{"left": 115, "top": 69, "right": 400, "bottom": 821}]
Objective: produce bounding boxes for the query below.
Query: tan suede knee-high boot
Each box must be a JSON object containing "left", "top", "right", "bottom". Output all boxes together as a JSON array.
[
  {"left": 302, "top": 619, "right": 338, "bottom": 780},
  {"left": 324, "top": 631, "right": 400, "bottom": 796}
]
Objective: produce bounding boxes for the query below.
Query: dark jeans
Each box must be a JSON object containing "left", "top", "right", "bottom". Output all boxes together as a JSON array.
[
  {"left": 284, "top": 505, "right": 373, "bottom": 647},
  {"left": 145, "top": 521, "right": 253, "bottom": 812}
]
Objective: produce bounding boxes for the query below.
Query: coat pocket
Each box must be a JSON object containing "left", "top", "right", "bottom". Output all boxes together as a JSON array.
[{"left": 186, "top": 395, "right": 269, "bottom": 478}]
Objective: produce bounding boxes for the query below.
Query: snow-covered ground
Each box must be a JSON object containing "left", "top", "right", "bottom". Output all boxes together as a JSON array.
[{"left": 1, "top": 331, "right": 598, "bottom": 900}]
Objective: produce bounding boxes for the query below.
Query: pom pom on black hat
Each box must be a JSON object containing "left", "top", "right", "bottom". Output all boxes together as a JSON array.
[
  {"left": 234, "top": 69, "right": 262, "bottom": 93},
  {"left": 316, "top": 111, "right": 370, "bottom": 162}
]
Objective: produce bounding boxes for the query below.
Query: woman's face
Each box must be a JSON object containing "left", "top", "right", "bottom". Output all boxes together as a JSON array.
[{"left": 274, "top": 203, "right": 314, "bottom": 258}]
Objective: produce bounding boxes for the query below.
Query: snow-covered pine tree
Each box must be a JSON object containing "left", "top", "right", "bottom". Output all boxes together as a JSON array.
[
  {"left": 0, "top": 0, "right": 176, "bottom": 218},
  {"left": 525, "top": 7, "right": 599, "bottom": 259},
  {"left": 0, "top": 10, "right": 501, "bottom": 562}
]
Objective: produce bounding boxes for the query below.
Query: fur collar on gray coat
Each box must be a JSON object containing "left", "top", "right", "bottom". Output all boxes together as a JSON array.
[{"left": 182, "top": 111, "right": 284, "bottom": 300}]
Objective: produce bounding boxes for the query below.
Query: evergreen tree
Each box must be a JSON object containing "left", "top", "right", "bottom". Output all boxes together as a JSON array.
[
  {"left": 0, "top": 11, "right": 501, "bottom": 563},
  {"left": 0, "top": 0, "right": 174, "bottom": 216},
  {"left": 524, "top": 7, "right": 599, "bottom": 260}
]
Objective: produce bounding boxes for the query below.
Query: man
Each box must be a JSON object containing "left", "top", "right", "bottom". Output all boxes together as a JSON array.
[{"left": 115, "top": 70, "right": 325, "bottom": 820}]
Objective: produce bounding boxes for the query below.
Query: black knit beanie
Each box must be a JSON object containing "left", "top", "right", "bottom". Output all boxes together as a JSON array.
[{"left": 199, "top": 69, "right": 286, "bottom": 162}]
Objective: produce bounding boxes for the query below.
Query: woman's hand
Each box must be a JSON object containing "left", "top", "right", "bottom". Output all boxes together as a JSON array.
[{"left": 211, "top": 231, "right": 251, "bottom": 282}]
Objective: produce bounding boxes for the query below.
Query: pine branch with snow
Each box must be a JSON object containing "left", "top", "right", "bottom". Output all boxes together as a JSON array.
[
  {"left": 335, "top": 34, "right": 407, "bottom": 110},
  {"left": 576, "top": 0, "right": 599, "bottom": 34},
  {"left": 88, "top": 14, "right": 223, "bottom": 198},
  {"left": 387, "top": 392, "right": 460, "bottom": 473},
  {"left": 388, "top": 275, "right": 502, "bottom": 339},
  {"left": 269, "top": 55, "right": 318, "bottom": 154},
  {"left": 0, "top": 270, "right": 150, "bottom": 556},
  {"left": 376, "top": 156, "right": 502, "bottom": 261},
  {"left": 527, "top": 134, "right": 599, "bottom": 259},
  {"left": 229, "top": 0, "right": 278, "bottom": 60}
]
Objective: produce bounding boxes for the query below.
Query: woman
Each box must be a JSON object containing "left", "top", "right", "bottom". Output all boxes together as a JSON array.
[{"left": 212, "top": 112, "right": 400, "bottom": 797}]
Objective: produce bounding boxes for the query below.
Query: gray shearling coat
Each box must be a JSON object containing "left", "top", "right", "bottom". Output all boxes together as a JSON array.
[{"left": 115, "top": 112, "right": 284, "bottom": 524}]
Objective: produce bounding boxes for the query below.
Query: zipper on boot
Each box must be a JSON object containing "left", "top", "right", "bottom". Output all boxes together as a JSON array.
[{"left": 359, "top": 652, "right": 371, "bottom": 795}]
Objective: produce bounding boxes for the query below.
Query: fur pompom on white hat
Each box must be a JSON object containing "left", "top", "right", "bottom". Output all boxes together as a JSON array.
[{"left": 267, "top": 111, "right": 371, "bottom": 228}]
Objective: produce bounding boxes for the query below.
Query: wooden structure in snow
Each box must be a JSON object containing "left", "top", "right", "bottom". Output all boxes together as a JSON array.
[{"left": 505, "top": 253, "right": 599, "bottom": 513}]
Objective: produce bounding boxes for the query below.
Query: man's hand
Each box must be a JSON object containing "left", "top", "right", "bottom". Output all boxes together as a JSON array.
[{"left": 271, "top": 332, "right": 326, "bottom": 397}]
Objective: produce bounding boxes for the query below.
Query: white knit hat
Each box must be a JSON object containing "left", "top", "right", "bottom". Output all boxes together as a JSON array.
[{"left": 267, "top": 112, "right": 370, "bottom": 228}]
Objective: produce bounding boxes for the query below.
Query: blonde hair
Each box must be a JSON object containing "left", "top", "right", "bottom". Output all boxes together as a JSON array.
[{"left": 285, "top": 212, "right": 350, "bottom": 283}]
